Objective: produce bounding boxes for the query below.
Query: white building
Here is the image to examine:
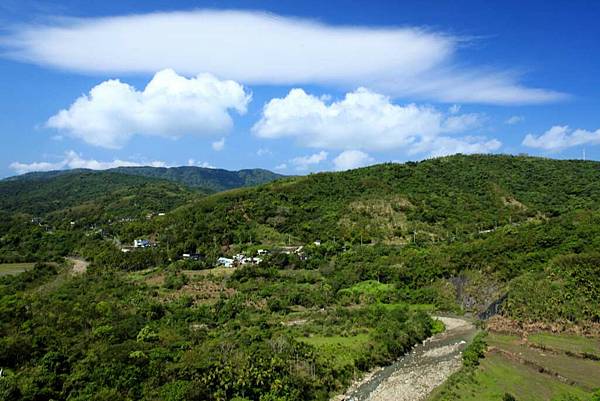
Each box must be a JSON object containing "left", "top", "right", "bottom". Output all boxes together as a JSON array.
[
  {"left": 217, "top": 257, "right": 234, "bottom": 268},
  {"left": 133, "top": 239, "right": 150, "bottom": 248}
]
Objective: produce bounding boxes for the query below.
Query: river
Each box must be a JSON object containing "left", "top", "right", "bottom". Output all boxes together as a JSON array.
[{"left": 338, "top": 316, "right": 477, "bottom": 401}]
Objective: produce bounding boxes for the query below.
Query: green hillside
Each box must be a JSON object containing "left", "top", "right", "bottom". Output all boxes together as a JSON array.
[
  {"left": 0, "top": 170, "right": 196, "bottom": 218},
  {"left": 4, "top": 165, "right": 284, "bottom": 194},
  {"left": 162, "top": 154, "right": 600, "bottom": 249},
  {"left": 0, "top": 171, "right": 197, "bottom": 263},
  {"left": 106, "top": 166, "right": 284, "bottom": 192},
  {"left": 1, "top": 154, "right": 600, "bottom": 401}
]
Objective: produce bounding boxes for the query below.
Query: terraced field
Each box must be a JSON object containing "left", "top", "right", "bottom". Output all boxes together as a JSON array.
[
  {"left": 430, "top": 331, "right": 600, "bottom": 401},
  {"left": 0, "top": 262, "right": 34, "bottom": 276}
]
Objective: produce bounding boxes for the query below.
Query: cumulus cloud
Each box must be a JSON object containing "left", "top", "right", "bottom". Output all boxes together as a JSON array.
[
  {"left": 413, "top": 136, "right": 501, "bottom": 157},
  {"left": 211, "top": 138, "right": 226, "bottom": 151},
  {"left": 2, "top": 10, "right": 564, "bottom": 104},
  {"left": 522, "top": 125, "right": 600, "bottom": 151},
  {"left": 9, "top": 150, "right": 167, "bottom": 175},
  {"left": 290, "top": 151, "right": 328, "bottom": 170},
  {"left": 253, "top": 87, "right": 500, "bottom": 157},
  {"left": 274, "top": 163, "right": 287, "bottom": 171},
  {"left": 506, "top": 115, "right": 524, "bottom": 125},
  {"left": 333, "top": 150, "right": 374, "bottom": 171},
  {"left": 46, "top": 69, "right": 250, "bottom": 148}
]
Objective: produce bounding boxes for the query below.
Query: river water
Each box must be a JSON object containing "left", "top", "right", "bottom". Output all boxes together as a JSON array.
[{"left": 340, "top": 317, "right": 477, "bottom": 401}]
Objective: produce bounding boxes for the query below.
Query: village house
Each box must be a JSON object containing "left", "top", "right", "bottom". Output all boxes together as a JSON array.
[
  {"left": 182, "top": 253, "right": 203, "bottom": 261},
  {"left": 217, "top": 257, "right": 234, "bottom": 268},
  {"left": 133, "top": 239, "right": 150, "bottom": 248}
]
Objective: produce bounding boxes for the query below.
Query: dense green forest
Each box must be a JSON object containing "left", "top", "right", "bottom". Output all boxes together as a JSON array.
[
  {"left": 1, "top": 154, "right": 600, "bottom": 400},
  {"left": 0, "top": 171, "right": 197, "bottom": 217},
  {"left": 5, "top": 166, "right": 284, "bottom": 194},
  {"left": 109, "top": 166, "right": 284, "bottom": 192}
]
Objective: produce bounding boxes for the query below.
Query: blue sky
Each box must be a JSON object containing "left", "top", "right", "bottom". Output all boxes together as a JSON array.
[{"left": 1, "top": 0, "right": 599, "bottom": 177}]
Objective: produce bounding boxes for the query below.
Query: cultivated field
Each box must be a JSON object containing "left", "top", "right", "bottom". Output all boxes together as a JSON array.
[
  {"left": 430, "top": 331, "right": 600, "bottom": 400},
  {"left": 0, "top": 262, "right": 34, "bottom": 276}
]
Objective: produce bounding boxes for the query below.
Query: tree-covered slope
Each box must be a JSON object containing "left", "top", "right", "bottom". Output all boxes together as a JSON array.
[
  {"left": 4, "top": 165, "right": 285, "bottom": 194},
  {"left": 161, "top": 154, "right": 600, "bottom": 251},
  {"left": 0, "top": 170, "right": 197, "bottom": 218},
  {"left": 108, "top": 166, "right": 284, "bottom": 192},
  {"left": 2, "top": 154, "right": 600, "bottom": 401}
]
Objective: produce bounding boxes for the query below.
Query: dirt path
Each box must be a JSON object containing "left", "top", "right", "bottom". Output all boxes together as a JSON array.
[
  {"left": 68, "top": 257, "right": 89, "bottom": 274},
  {"left": 340, "top": 316, "right": 477, "bottom": 401}
]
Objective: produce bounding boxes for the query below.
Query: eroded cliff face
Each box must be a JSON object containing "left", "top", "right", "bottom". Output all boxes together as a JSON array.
[{"left": 449, "top": 271, "right": 506, "bottom": 317}]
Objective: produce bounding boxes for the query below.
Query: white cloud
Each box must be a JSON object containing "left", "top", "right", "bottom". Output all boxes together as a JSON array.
[
  {"left": 211, "top": 138, "right": 225, "bottom": 151},
  {"left": 257, "top": 148, "right": 272, "bottom": 157},
  {"left": 448, "top": 104, "right": 461, "bottom": 114},
  {"left": 46, "top": 68, "right": 250, "bottom": 148},
  {"left": 187, "top": 159, "right": 215, "bottom": 169},
  {"left": 413, "top": 136, "right": 501, "bottom": 157},
  {"left": 522, "top": 125, "right": 600, "bottom": 151},
  {"left": 506, "top": 115, "right": 524, "bottom": 125},
  {"left": 2, "top": 10, "right": 564, "bottom": 104},
  {"left": 274, "top": 163, "right": 287, "bottom": 170},
  {"left": 253, "top": 87, "right": 499, "bottom": 157},
  {"left": 9, "top": 150, "right": 167, "bottom": 174},
  {"left": 290, "top": 151, "right": 328, "bottom": 171},
  {"left": 333, "top": 150, "right": 374, "bottom": 171}
]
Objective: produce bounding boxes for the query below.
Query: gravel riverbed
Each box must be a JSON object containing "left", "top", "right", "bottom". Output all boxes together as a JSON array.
[{"left": 338, "top": 316, "right": 477, "bottom": 401}]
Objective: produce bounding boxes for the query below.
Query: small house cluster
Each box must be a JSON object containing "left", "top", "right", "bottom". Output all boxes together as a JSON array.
[
  {"left": 122, "top": 239, "right": 155, "bottom": 253},
  {"left": 279, "top": 245, "right": 307, "bottom": 260},
  {"left": 216, "top": 253, "right": 263, "bottom": 268}
]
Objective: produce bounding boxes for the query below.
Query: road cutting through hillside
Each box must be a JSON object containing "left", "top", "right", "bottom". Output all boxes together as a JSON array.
[{"left": 339, "top": 316, "right": 477, "bottom": 401}]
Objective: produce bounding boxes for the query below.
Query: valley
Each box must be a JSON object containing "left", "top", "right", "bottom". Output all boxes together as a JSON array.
[{"left": 1, "top": 155, "right": 600, "bottom": 401}]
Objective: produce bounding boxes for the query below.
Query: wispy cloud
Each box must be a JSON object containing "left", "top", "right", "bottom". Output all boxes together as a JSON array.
[
  {"left": 257, "top": 148, "right": 273, "bottom": 157},
  {"left": 9, "top": 150, "right": 167, "bottom": 174},
  {"left": 505, "top": 115, "right": 525, "bottom": 125},
  {"left": 211, "top": 138, "right": 226, "bottom": 151},
  {"left": 46, "top": 69, "right": 250, "bottom": 148},
  {"left": 523, "top": 125, "right": 600, "bottom": 151},
  {"left": 2, "top": 10, "right": 565, "bottom": 104},
  {"left": 253, "top": 87, "right": 499, "bottom": 157},
  {"left": 290, "top": 151, "right": 328, "bottom": 170},
  {"left": 187, "top": 158, "right": 215, "bottom": 168}
]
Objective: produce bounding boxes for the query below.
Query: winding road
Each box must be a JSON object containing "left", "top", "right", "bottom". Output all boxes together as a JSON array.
[{"left": 340, "top": 316, "right": 477, "bottom": 401}]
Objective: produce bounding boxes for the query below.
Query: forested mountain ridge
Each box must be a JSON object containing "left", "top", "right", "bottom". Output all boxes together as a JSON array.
[
  {"left": 3, "top": 165, "right": 285, "bottom": 193},
  {"left": 0, "top": 170, "right": 196, "bottom": 218},
  {"left": 161, "top": 154, "right": 600, "bottom": 251},
  {"left": 110, "top": 166, "right": 285, "bottom": 192}
]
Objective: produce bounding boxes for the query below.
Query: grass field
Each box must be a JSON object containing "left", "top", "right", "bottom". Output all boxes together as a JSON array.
[
  {"left": 0, "top": 262, "right": 35, "bottom": 276},
  {"left": 182, "top": 267, "right": 236, "bottom": 278},
  {"left": 430, "top": 331, "right": 600, "bottom": 401},
  {"left": 299, "top": 333, "right": 371, "bottom": 369},
  {"left": 528, "top": 332, "right": 600, "bottom": 359},
  {"left": 454, "top": 353, "right": 592, "bottom": 401}
]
